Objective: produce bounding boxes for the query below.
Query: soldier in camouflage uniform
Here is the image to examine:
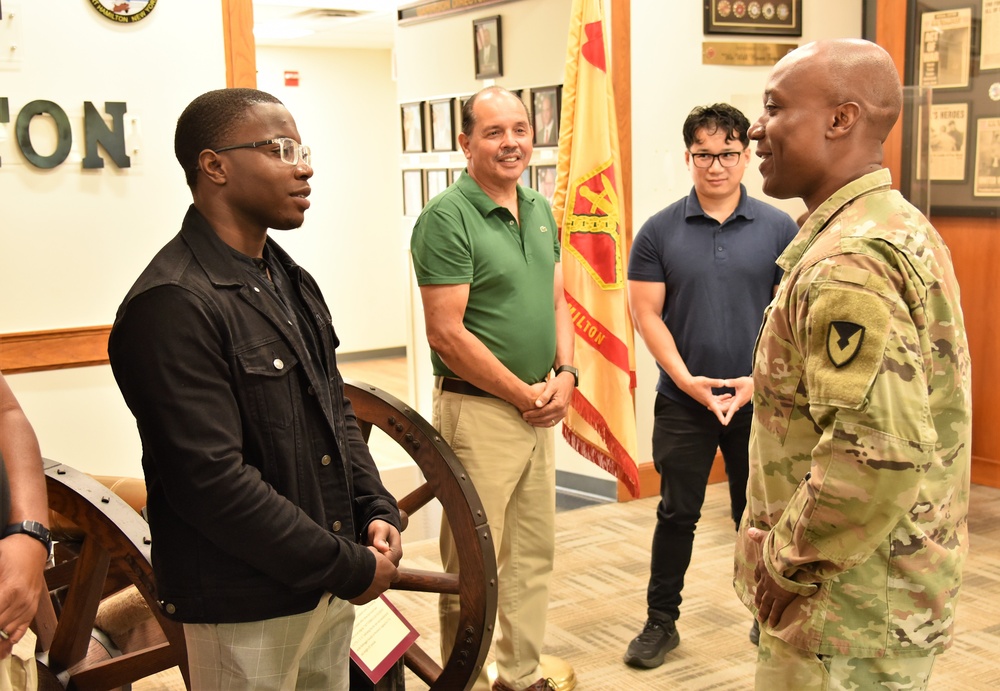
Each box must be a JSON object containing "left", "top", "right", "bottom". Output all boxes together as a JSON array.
[{"left": 733, "top": 39, "right": 972, "bottom": 689}]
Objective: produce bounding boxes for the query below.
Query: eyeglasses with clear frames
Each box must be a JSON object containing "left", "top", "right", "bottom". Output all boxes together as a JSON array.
[
  {"left": 212, "top": 138, "right": 312, "bottom": 167},
  {"left": 689, "top": 151, "right": 743, "bottom": 168}
]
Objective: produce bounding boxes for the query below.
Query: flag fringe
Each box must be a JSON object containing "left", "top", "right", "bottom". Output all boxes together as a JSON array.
[
  {"left": 566, "top": 388, "right": 640, "bottom": 497},
  {"left": 561, "top": 425, "right": 639, "bottom": 498}
]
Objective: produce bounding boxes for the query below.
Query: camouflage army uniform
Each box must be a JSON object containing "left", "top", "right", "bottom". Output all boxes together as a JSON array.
[{"left": 734, "top": 170, "right": 972, "bottom": 662}]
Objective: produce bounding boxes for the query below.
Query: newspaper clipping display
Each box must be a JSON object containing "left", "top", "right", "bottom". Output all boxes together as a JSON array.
[
  {"left": 920, "top": 103, "right": 969, "bottom": 181},
  {"left": 919, "top": 8, "right": 972, "bottom": 89},
  {"left": 974, "top": 117, "right": 1000, "bottom": 197},
  {"left": 983, "top": 0, "right": 1000, "bottom": 71}
]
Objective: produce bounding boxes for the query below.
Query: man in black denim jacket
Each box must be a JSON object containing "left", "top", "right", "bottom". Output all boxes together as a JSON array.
[{"left": 109, "top": 88, "right": 401, "bottom": 691}]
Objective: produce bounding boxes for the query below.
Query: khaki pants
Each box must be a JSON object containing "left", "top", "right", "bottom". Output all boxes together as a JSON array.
[
  {"left": 756, "top": 627, "right": 936, "bottom": 690},
  {"left": 0, "top": 630, "right": 37, "bottom": 691},
  {"left": 434, "top": 388, "right": 555, "bottom": 691},
  {"left": 184, "top": 594, "right": 354, "bottom": 691}
]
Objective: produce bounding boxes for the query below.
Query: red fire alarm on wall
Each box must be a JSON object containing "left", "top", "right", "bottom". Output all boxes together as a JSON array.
[{"left": 284, "top": 71, "right": 300, "bottom": 87}]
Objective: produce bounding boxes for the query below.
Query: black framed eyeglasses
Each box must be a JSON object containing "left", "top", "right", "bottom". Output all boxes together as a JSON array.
[
  {"left": 212, "top": 138, "right": 311, "bottom": 166},
  {"left": 689, "top": 151, "right": 743, "bottom": 168}
]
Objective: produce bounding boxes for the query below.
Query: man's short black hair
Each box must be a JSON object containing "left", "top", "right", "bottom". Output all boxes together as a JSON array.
[
  {"left": 174, "top": 88, "right": 283, "bottom": 188},
  {"left": 682, "top": 103, "right": 750, "bottom": 149},
  {"left": 461, "top": 86, "right": 531, "bottom": 138}
]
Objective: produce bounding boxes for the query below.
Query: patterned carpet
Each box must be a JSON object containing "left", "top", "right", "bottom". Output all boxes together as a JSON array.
[{"left": 134, "top": 480, "right": 1000, "bottom": 690}]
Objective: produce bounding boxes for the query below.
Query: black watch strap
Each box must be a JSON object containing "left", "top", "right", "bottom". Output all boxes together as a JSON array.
[
  {"left": 554, "top": 364, "right": 579, "bottom": 387},
  {"left": 3, "top": 520, "right": 53, "bottom": 553}
]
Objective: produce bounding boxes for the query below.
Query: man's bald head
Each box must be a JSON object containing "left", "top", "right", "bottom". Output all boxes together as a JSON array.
[
  {"left": 777, "top": 39, "right": 902, "bottom": 142},
  {"left": 749, "top": 39, "right": 903, "bottom": 212}
]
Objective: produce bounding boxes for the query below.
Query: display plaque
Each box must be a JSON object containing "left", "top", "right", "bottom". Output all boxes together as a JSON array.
[{"left": 702, "top": 42, "right": 797, "bottom": 66}]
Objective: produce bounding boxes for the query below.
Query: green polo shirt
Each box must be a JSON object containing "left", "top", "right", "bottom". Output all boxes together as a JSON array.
[{"left": 410, "top": 171, "right": 560, "bottom": 384}]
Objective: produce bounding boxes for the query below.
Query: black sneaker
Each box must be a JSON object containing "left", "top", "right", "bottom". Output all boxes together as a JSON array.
[
  {"left": 623, "top": 617, "right": 680, "bottom": 669},
  {"left": 749, "top": 620, "right": 760, "bottom": 646}
]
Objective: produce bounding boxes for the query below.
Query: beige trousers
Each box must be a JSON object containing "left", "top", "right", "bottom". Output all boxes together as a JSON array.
[{"left": 434, "top": 387, "right": 556, "bottom": 691}]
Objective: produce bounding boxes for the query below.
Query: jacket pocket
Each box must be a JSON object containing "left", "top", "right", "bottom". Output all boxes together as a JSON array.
[{"left": 236, "top": 339, "right": 300, "bottom": 430}]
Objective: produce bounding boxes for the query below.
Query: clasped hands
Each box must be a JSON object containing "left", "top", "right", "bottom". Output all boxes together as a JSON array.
[
  {"left": 520, "top": 374, "right": 574, "bottom": 428},
  {"left": 685, "top": 375, "right": 753, "bottom": 425},
  {"left": 349, "top": 519, "right": 402, "bottom": 605}
]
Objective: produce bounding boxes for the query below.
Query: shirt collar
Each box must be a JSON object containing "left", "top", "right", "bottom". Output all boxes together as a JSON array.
[
  {"left": 454, "top": 169, "right": 535, "bottom": 219},
  {"left": 778, "top": 168, "right": 893, "bottom": 271},
  {"left": 684, "top": 184, "right": 752, "bottom": 222}
]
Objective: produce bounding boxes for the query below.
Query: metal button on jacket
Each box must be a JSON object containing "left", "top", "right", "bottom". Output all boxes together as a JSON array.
[
  {"left": 331, "top": 521, "right": 342, "bottom": 532},
  {"left": 320, "top": 454, "right": 332, "bottom": 466},
  {"left": 273, "top": 358, "right": 284, "bottom": 370}
]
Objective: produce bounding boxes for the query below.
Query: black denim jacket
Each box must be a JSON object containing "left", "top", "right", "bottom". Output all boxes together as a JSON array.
[{"left": 109, "top": 206, "right": 400, "bottom": 623}]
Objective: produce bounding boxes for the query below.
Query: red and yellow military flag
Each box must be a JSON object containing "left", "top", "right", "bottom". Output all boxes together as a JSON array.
[{"left": 552, "top": 0, "right": 639, "bottom": 497}]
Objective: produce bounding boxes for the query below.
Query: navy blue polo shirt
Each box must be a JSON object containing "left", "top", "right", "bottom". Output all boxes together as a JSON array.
[{"left": 628, "top": 185, "right": 798, "bottom": 408}]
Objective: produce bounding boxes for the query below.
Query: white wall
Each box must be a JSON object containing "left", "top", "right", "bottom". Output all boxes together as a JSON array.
[
  {"left": 255, "top": 45, "right": 406, "bottom": 354},
  {"left": 628, "top": 1, "right": 863, "bottom": 469},
  {"left": 1, "top": 1, "right": 225, "bottom": 477},
  {"left": 2, "top": 7, "right": 406, "bottom": 477}
]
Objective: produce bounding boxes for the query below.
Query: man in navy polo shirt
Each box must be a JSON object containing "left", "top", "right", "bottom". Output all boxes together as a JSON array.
[{"left": 623, "top": 103, "right": 797, "bottom": 670}]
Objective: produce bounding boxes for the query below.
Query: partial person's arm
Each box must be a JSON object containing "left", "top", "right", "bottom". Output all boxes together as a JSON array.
[
  {"left": 420, "top": 283, "right": 545, "bottom": 413},
  {"left": 628, "top": 280, "right": 741, "bottom": 423},
  {"left": 0, "top": 372, "right": 48, "bottom": 658}
]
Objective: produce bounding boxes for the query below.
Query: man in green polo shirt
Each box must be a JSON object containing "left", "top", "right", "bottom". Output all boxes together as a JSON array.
[{"left": 410, "top": 86, "right": 576, "bottom": 691}]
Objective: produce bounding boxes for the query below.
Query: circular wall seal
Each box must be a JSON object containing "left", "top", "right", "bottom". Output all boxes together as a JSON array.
[{"left": 89, "top": 0, "right": 158, "bottom": 23}]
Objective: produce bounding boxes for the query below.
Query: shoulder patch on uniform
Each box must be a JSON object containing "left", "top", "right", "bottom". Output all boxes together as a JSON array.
[
  {"left": 807, "top": 283, "right": 893, "bottom": 409},
  {"left": 827, "top": 321, "right": 865, "bottom": 368}
]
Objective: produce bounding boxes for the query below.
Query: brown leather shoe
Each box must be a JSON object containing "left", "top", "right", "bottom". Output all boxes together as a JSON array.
[{"left": 492, "top": 678, "right": 558, "bottom": 691}]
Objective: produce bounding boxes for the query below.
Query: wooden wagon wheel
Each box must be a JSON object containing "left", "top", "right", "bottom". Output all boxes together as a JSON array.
[
  {"left": 32, "top": 381, "right": 496, "bottom": 691},
  {"left": 35, "top": 460, "right": 189, "bottom": 691},
  {"left": 345, "top": 380, "right": 499, "bottom": 691}
]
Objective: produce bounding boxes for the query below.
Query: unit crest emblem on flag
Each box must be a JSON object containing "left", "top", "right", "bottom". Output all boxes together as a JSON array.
[{"left": 564, "top": 159, "right": 622, "bottom": 290}]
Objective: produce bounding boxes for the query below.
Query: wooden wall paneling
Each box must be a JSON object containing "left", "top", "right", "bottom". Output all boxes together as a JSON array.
[
  {"left": 935, "top": 217, "right": 1000, "bottom": 487},
  {"left": 222, "top": 0, "right": 257, "bottom": 89}
]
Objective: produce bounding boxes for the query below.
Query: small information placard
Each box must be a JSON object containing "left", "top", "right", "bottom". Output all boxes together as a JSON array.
[{"left": 350, "top": 595, "right": 419, "bottom": 683}]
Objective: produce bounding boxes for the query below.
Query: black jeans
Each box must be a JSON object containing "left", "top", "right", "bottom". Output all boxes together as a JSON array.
[{"left": 646, "top": 394, "right": 751, "bottom": 623}]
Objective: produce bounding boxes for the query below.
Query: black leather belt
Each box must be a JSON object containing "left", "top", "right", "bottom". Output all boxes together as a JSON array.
[{"left": 438, "top": 377, "right": 497, "bottom": 399}]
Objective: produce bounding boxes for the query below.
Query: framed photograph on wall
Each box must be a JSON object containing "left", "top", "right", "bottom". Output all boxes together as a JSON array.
[
  {"left": 429, "top": 98, "right": 455, "bottom": 152},
  {"left": 401, "top": 102, "right": 425, "bottom": 153},
  {"left": 973, "top": 117, "right": 1000, "bottom": 197},
  {"left": 473, "top": 16, "right": 502, "bottom": 79},
  {"left": 532, "top": 86, "right": 561, "bottom": 147},
  {"left": 402, "top": 170, "right": 424, "bottom": 216},
  {"left": 426, "top": 169, "right": 449, "bottom": 201},
  {"left": 703, "top": 0, "right": 802, "bottom": 36},
  {"left": 534, "top": 165, "right": 557, "bottom": 205}
]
